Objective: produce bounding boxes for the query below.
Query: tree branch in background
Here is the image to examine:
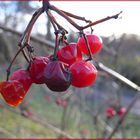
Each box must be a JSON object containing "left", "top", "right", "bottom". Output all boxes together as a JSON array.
[{"left": 107, "top": 91, "right": 140, "bottom": 138}]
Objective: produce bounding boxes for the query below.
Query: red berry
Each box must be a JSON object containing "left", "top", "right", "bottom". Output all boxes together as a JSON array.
[
  {"left": 77, "top": 34, "right": 103, "bottom": 54},
  {"left": 70, "top": 60, "right": 97, "bottom": 88},
  {"left": 57, "top": 43, "right": 82, "bottom": 66},
  {"left": 0, "top": 80, "right": 26, "bottom": 107},
  {"left": 106, "top": 107, "right": 116, "bottom": 119},
  {"left": 29, "top": 56, "right": 49, "bottom": 84},
  {"left": 43, "top": 60, "right": 72, "bottom": 92},
  {"left": 10, "top": 69, "right": 32, "bottom": 92},
  {"left": 118, "top": 107, "right": 126, "bottom": 117}
]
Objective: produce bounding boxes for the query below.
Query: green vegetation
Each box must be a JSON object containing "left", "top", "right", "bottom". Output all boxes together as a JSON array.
[{"left": 0, "top": 84, "right": 139, "bottom": 138}]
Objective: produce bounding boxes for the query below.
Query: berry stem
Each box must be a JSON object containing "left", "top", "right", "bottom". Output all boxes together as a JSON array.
[
  {"left": 82, "top": 33, "right": 93, "bottom": 61},
  {"left": 6, "top": 45, "right": 26, "bottom": 81},
  {"left": 53, "top": 32, "right": 59, "bottom": 60},
  {"left": 48, "top": 11, "right": 68, "bottom": 34},
  {"left": 18, "top": 43, "right": 30, "bottom": 63},
  {"left": 45, "top": 10, "right": 60, "bottom": 60},
  {"left": 47, "top": 10, "right": 58, "bottom": 32},
  {"left": 25, "top": 8, "right": 44, "bottom": 44},
  {"left": 62, "top": 38, "right": 69, "bottom": 46},
  {"left": 18, "top": 8, "right": 44, "bottom": 62}
]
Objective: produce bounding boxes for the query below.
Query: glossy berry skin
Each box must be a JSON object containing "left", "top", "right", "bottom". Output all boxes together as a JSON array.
[
  {"left": 118, "top": 107, "right": 126, "bottom": 117},
  {"left": 77, "top": 34, "right": 103, "bottom": 54},
  {"left": 43, "top": 60, "right": 72, "bottom": 92},
  {"left": 57, "top": 43, "right": 82, "bottom": 66},
  {"left": 0, "top": 80, "right": 26, "bottom": 107},
  {"left": 29, "top": 56, "right": 49, "bottom": 84},
  {"left": 106, "top": 107, "right": 116, "bottom": 119},
  {"left": 70, "top": 60, "right": 97, "bottom": 88},
  {"left": 10, "top": 69, "right": 32, "bottom": 92}
]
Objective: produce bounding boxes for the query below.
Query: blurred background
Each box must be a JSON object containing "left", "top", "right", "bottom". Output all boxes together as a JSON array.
[{"left": 0, "top": 1, "right": 140, "bottom": 138}]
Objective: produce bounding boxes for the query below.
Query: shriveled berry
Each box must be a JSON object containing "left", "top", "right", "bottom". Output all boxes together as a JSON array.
[{"left": 43, "top": 60, "right": 72, "bottom": 92}]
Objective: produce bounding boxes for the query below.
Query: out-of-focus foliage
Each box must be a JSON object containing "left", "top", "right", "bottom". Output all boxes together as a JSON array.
[{"left": 101, "top": 34, "right": 140, "bottom": 85}]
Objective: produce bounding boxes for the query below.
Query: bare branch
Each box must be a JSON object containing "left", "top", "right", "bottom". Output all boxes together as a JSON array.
[{"left": 96, "top": 62, "right": 140, "bottom": 91}]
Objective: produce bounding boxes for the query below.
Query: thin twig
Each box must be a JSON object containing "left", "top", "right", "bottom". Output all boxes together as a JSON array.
[
  {"left": 61, "top": 10, "right": 91, "bottom": 23},
  {"left": 47, "top": 10, "right": 58, "bottom": 33},
  {"left": 50, "top": 3, "right": 122, "bottom": 31},
  {"left": 6, "top": 45, "right": 26, "bottom": 80},
  {"left": 47, "top": 10, "right": 68, "bottom": 34},
  {"left": 19, "top": 8, "right": 43, "bottom": 45},
  {"left": 18, "top": 8, "right": 43, "bottom": 63},
  {"left": 82, "top": 11, "right": 122, "bottom": 30},
  {"left": 50, "top": 4, "right": 82, "bottom": 30}
]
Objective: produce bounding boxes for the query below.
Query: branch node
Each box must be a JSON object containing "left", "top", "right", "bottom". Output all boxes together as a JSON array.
[{"left": 43, "top": 0, "right": 50, "bottom": 12}]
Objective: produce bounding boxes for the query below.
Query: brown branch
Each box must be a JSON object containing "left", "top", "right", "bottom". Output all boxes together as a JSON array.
[
  {"left": 82, "top": 11, "right": 122, "bottom": 30},
  {"left": 49, "top": 3, "right": 122, "bottom": 31},
  {"left": 47, "top": 10, "right": 58, "bottom": 33},
  {"left": 19, "top": 8, "right": 44, "bottom": 45},
  {"left": 61, "top": 10, "right": 91, "bottom": 23},
  {"left": 47, "top": 10, "right": 68, "bottom": 33},
  {"left": 18, "top": 8, "right": 44, "bottom": 63},
  {"left": 0, "top": 25, "right": 54, "bottom": 49},
  {"left": 50, "top": 5, "right": 82, "bottom": 30},
  {"left": 96, "top": 62, "right": 140, "bottom": 91}
]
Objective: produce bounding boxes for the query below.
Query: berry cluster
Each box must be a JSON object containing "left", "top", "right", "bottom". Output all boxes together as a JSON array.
[
  {"left": 0, "top": 33, "right": 101, "bottom": 107},
  {"left": 106, "top": 106, "right": 126, "bottom": 119},
  {"left": 0, "top": 1, "right": 121, "bottom": 107}
]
